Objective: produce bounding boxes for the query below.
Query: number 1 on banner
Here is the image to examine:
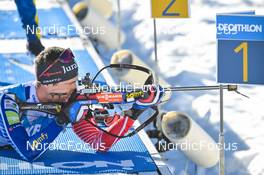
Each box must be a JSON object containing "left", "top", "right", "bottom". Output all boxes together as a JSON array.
[{"left": 234, "top": 42, "right": 248, "bottom": 82}]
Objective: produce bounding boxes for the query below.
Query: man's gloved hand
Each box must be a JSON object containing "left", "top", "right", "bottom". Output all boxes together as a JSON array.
[
  {"left": 133, "top": 85, "right": 164, "bottom": 110},
  {"left": 55, "top": 91, "right": 82, "bottom": 125},
  {"left": 56, "top": 109, "right": 70, "bottom": 125},
  {"left": 26, "top": 39, "right": 45, "bottom": 56},
  {"left": 62, "top": 101, "right": 90, "bottom": 124}
]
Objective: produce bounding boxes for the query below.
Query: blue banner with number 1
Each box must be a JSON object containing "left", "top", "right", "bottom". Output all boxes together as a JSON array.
[
  {"left": 218, "top": 40, "right": 264, "bottom": 85},
  {"left": 217, "top": 12, "right": 264, "bottom": 85}
]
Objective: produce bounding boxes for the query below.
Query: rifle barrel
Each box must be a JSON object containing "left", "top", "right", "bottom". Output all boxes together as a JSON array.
[{"left": 164, "top": 85, "right": 237, "bottom": 92}]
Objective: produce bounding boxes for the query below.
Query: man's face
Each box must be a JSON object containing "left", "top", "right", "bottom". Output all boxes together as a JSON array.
[{"left": 45, "top": 76, "right": 77, "bottom": 102}]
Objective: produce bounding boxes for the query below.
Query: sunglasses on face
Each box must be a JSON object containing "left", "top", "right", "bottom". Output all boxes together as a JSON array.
[{"left": 39, "top": 48, "right": 75, "bottom": 78}]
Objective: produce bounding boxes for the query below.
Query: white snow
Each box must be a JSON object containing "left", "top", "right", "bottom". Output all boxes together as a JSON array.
[
  {"left": 112, "top": 0, "right": 264, "bottom": 174},
  {"left": 1, "top": 0, "right": 264, "bottom": 174}
]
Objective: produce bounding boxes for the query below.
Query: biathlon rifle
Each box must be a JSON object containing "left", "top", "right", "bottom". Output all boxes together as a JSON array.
[{"left": 18, "top": 64, "right": 242, "bottom": 138}]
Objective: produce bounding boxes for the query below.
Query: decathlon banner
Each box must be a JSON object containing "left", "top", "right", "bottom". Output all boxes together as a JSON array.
[
  {"left": 216, "top": 14, "right": 264, "bottom": 41},
  {"left": 217, "top": 12, "right": 264, "bottom": 84}
]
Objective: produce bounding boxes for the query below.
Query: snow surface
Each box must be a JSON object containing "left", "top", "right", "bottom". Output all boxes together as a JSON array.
[
  {"left": 1, "top": 0, "right": 264, "bottom": 174},
  {"left": 102, "top": 0, "right": 264, "bottom": 174}
]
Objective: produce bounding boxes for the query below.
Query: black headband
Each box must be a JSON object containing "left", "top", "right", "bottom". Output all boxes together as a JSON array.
[{"left": 36, "top": 50, "right": 78, "bottom": 84}]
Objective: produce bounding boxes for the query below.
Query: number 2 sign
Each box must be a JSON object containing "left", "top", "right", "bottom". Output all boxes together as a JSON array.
[{"left": 151, "top": 0, "right": 189, "bottom": 18}]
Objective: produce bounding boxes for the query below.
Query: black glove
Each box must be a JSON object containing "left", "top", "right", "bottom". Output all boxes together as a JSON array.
[
  {"left": 55, "top": 91, "right": 78, "bottom": 125},
  {"left": 56, "top": 110, "right": 70, "bottom": 126},
  {"left": 26, "top": 39, "right": 45, "bottom": 56},
  {"left": 124, "top": 109, "right": 144, "bottom": 120}
]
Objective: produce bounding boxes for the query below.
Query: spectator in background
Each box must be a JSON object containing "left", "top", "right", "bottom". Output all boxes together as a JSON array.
[{"left": 14, "top": 0, "right": 45, "bottom": 56}]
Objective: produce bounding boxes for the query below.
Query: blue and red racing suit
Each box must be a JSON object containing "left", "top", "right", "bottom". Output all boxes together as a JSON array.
[
  {"left": 0, "top": 82, "right": 65, "bottom": 161},
  {"left": 71, "top": 85, "right": 164, "bottom": 151},
  {"left": 0, "top": 82, "right": 163, "bottom": 160}
]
